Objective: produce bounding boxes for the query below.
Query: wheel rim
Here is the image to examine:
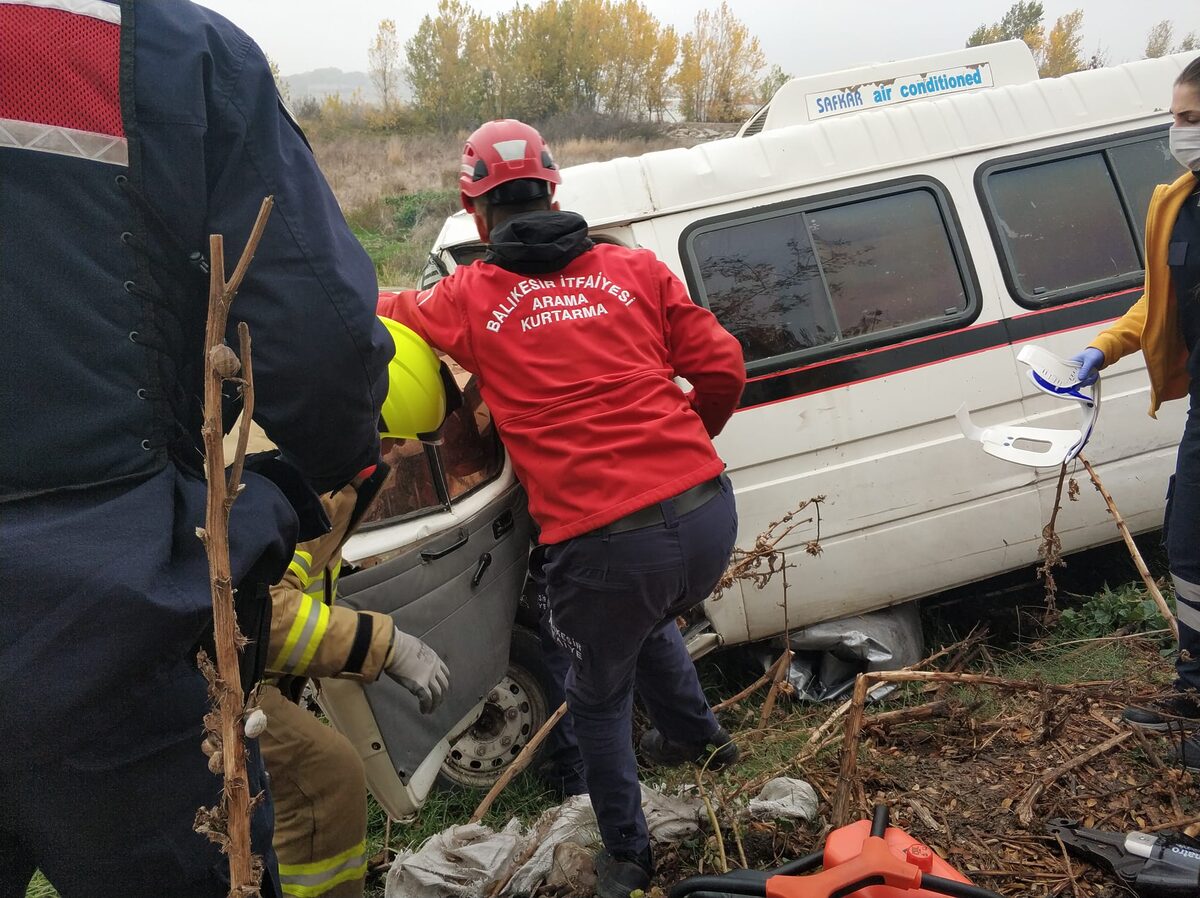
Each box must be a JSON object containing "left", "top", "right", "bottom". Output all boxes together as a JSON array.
[{"left": 440, "top": 661, "right": 548, "bottom": 788}]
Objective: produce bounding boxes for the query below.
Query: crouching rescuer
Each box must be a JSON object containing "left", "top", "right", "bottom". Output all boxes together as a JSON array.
[
  {"left": 378, "top": 119, "right": 747, "bottom": 898},
  {"left": 221, "top": 319, "right": 452, "bottom": 898}
]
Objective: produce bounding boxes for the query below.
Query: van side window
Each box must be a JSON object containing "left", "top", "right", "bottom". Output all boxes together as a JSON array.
[
  {"left": 980, "top": 130, "right": 1183, "bottom": 307},
  {"left": 988, "top": 154, "right": 1140, "bottom": 298},
  {"left": 683, "top": 183, "right": 974, "bottom": 369},
  {"left": 1107, "top": 136, "right": 1185, "bottom": 247}
]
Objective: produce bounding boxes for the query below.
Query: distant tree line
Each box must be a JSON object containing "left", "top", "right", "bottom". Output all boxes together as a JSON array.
[
  {"left": 967, "top": 2, "right": 1197, "bottom": 76},
  {"left": 368, "top": 0, "right": 775, "bottom": 130},
  {"left": 276, "top": 1, "right": 1200, "bottom": 135}
]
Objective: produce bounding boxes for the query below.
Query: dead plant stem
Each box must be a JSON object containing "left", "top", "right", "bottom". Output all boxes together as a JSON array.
[
  {"left": 194, "top": 196, "right": 274, "bottom": 897},
  {"left": 1078, "top": 453, "right": 1177, "bottom": 640}
]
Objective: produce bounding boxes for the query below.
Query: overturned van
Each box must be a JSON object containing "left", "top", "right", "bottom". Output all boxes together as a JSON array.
[{"left": 322, "top": 41, "right": 1194, "bottom": 818}]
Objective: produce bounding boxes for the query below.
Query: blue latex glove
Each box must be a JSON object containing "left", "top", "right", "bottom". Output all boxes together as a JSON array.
[{"left": 1070, "top": 348, "right": 1105, "bottom": 386}]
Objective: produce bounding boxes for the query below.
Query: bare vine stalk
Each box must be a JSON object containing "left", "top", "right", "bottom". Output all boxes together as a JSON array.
[{"left": 193, "top": 196, "right": 274, "bottom": 897}]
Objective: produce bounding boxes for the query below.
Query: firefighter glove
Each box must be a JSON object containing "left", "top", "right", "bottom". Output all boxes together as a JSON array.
[{"left": 385, "top": 627, "right": 449, "bottom": 714}]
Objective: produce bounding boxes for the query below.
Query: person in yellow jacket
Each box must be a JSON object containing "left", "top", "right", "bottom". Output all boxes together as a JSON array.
[
  {"left": 1072, "top": 55, "right": 1200, "bottom": 766},
  {"left": 221, "top": 318, "right": 454, "bottom": 898}
]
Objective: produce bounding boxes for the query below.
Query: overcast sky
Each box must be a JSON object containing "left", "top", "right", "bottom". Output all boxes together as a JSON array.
[{"left": 194, "top": 1, "right": 1199, "bottom": 79}]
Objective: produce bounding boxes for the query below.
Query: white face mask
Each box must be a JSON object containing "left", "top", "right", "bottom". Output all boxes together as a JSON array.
[{"left": 1170, "top": 124, "right": 1200, "bottom": 171}]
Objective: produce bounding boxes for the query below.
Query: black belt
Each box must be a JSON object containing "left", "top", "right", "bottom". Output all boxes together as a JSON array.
[{"left": 597, "top": 476, "right": 724, "bottom": 536}]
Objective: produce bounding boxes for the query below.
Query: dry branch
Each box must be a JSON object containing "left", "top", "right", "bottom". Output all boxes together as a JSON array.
[
  {"left": 713, "top": 497, "right": 823, "bottom": 600},
  {"left": 728, "top": 636, "right": 980, "bottom": 803},
  {"left": 756, "top": 648, "right": 793, "bottom": 730},
  {"left": 712, "top": 663, "right": 779, "bottom": 713},
  {"left": 864, "top": 700, "right": 952, "bottom": 729},
  {"left": 1037, "top": 461, "right": 1070, "bottom": 617},
  {"left": 195, "top": 196, "right": 274, "bottom": 897},
  {"left": 1013, "top": 730, "right": 1131, "bottom": 825},
  {"left": 697, "top": 770, "right": 728, "bottom": 874},
  {"left": 832, "top": 673, "right": 872, "bottom": 825},
  {"left": 1130, "top": 726, "right": 1185, "bottom": 820},
  {"left": 1078, "top": 454, "right": 1177, "bottom": 640},
  {"left": 830, "top": 668, "right": 1122, "bottom": 826},
  {"left": 1144, "top": 812, "right": 1200, "bottom": 833},
  {"left": 470, "top": 701, "right": 568, "bottom": 824}
]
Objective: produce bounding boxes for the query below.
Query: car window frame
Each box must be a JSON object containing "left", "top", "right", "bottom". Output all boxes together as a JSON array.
[
  {"left": 679, "top": 175, "right": 982, "bottom": 377},
  {"left": 357, "top": 384, "right": 505, "bottom": 532}
]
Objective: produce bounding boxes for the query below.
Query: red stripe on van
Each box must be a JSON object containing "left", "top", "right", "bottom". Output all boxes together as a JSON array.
[{"left": 736, "top": 287, "right": 1141, "bottom": 411}]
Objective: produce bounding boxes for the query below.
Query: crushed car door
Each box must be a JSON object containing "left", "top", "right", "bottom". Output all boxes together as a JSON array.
[{"left": 317, "top": 372, "right": 533, "bottom": 820}]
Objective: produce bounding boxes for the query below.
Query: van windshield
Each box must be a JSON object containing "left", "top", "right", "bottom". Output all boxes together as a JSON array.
[{"left": 360, "top": 366, "right": 502, "bottom": 526}]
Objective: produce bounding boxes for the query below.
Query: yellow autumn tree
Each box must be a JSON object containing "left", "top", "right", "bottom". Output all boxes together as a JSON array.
[
  {"left": 1040, "top": 10, "right": 1085, "bottom": 77},
  {"left": 967, "top": 1, "right": 1044, "bottom": 48},
  {"left": 404, "top": 0, "right": 485, "bottom": 130},
  {"left": 398, "top": 0, "right": 759, "bottom": 129},
  {"left": 644, "top": 26, "right": 679, "bottom": 122},
  {"left": 368, "top": 19, "right": 402, "bottom": 112},
  {"left": 966, "top": 2, "right": 1087, "bottom": 77},
  {"left": 674, "top": 3, "right": 765, "bottom": 122}
]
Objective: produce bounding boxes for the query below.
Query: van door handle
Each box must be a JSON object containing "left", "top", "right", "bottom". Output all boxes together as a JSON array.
[
  {"left": 420, "top": 530, "right": 468, "bottom": 562},
  {"left": 471, "top": 553, "right": 492, "bottom": 588}
]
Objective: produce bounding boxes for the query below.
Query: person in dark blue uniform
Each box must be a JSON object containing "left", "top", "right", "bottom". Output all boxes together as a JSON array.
[
  {"left": 1071, "top": 55, "right": 1200, "bottom": 767},
  {"left": 0, "top": 2, "right": 391, "bottom": 896}
]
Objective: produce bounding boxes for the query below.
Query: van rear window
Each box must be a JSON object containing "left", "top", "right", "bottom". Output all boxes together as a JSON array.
[
  {"left": 979, "top": 130, "right": 1183, "bottom": 307},
  {"left": 683, "top": 182, "right": 975, "bottom": 370},
  {"left": 1107, "top": 136, "right": 1185, "bottom": 247},
  {"left": 988, "top": 155, "right": 1141, "bottom": 297}
]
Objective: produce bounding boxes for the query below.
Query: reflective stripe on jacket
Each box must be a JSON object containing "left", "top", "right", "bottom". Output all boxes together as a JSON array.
[{"left": 267, "top": 485, "right": 393, "bottom": 681}]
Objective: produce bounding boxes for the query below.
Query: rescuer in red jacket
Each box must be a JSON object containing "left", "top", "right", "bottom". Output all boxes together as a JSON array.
[{"left": 378, "top": 119, "right": 746, "bottom": 898}]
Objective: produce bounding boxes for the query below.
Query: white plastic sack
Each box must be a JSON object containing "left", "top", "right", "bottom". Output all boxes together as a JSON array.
[
  {"left": 503, "top": 795, "right": 598, "bottom": 897},
  {"left": 506, "top": 786, "right": 702, "bottom": 896},
  {"left": 748, "top": 778, "right": 819, "bottom": 822},
  {"left": 386, "top": 785, "right": 703, "bottom": 898},
  {"left": 385, "top": 820, "right": 525, "bottom": 898}
]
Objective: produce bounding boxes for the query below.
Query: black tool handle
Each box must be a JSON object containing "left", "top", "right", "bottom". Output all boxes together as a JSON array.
[
  {"left": 668, "top": 874, "right": 766, "bottom": 898},
  {"left": 870, "top": 805, "right": 890, "bottom": 838}
]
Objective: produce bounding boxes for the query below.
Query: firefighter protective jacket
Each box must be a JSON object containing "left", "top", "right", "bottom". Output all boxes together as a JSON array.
[
  {"left": 378, "top": 211, "right": 746, "bottom": 544},
  {"left": 0, "top": 0, "right": 389, "bottom": 760},
  {"left": 267, "top": 484, "right": 394, "bottom": 684}
]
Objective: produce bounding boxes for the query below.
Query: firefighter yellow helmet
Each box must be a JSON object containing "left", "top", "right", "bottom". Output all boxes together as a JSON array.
[{"left": 379, "top": 316, "right": 450, "bottom": 441}]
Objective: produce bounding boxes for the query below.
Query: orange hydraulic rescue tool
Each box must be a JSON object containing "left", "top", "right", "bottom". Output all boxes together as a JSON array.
[{"left": 670, "top": 806, "right": 1005, "bottom": 898}]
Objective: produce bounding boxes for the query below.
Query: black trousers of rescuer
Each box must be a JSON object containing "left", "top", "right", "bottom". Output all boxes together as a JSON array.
[
  {"left": 540, "top": 474, "right": 738, "bottom": 857},
  {"left": 1165, "top": 388, "right": 1200, "bottom": 693}
]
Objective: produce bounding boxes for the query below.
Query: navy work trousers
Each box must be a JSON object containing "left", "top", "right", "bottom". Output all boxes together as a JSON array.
[
  {"left": 1166, "top": 392, "right": 1200, "bottom": 692},
  {"left": 0, "top": 659, "right": 279, "bottom": 898},
  {"left": 541, "top": 475, "right": 738, "bottom": 856}
]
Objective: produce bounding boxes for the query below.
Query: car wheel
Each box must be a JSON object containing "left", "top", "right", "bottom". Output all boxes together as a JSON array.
[{"left": 437, "top": 625, "right": 553, "bottom": 791}]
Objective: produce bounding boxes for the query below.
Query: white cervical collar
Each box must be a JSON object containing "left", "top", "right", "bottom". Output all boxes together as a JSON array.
[{"left": 957, "top": 344, "right": 1101, "bottom": 468}]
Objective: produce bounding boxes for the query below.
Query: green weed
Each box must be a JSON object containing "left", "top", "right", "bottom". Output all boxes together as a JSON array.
[{"left": 1057, "top": 583, "right": 1175, "bottom": 641}]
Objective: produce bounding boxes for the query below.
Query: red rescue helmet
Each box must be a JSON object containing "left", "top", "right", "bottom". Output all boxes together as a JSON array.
[{"left": 459, "top": 119, "right": 561, "bottom": 212}]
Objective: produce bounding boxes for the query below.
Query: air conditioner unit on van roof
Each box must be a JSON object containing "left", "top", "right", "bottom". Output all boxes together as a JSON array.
[{"left": 739, "top": 40, "right": 1039, "bottom": 136}]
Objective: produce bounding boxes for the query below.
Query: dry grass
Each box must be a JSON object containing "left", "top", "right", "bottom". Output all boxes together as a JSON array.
[
  {"left": 310, "top": 132, "right": 464, "bottom": 225},
  {"left": 305, "top": 128, "right": 698, "bottom": 288},
  {"left": 309, "top": 130, "right": 693, "bottom": 222}
]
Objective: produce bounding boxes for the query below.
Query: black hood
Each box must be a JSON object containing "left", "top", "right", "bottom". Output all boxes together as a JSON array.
[{"left": 485, "top": 211, "right": 594, "bottom": 275}]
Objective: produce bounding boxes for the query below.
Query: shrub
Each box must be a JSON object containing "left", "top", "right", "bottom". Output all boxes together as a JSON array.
[{"left": 1057, "top": 584, "right": 1175, "bottom": 640}]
